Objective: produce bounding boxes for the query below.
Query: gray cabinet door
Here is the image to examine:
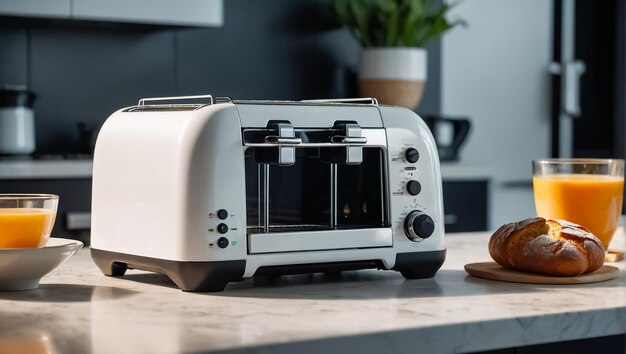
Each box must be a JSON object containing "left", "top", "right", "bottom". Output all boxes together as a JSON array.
[
  {"left": 71, "top": 0, "right": 223, "bottom": 27},
  {"left": 0, "top": 0, "right": 70, "bottom": 18}
]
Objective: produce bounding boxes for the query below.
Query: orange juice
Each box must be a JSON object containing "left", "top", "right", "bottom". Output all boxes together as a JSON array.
[
  {"left": 533, "top": 174, "right": 624, "bottom": 248},
  {"left": 0, "top": 208, "right": 54, "bottom": 248}
]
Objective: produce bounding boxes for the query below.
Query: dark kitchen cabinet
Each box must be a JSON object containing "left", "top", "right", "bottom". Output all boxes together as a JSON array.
[{"left": 442, "top": 180, "right": 489, "bottom": 233}]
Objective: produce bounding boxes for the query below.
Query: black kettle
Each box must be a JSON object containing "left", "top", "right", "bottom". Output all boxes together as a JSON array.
[{"left": 423, "top": 116, "right": 471, "bottom": 162}]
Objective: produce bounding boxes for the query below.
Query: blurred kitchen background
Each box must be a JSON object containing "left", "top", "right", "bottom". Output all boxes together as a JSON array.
[{"left": 0, "top": 0, "right": 624, "bottom": 243}]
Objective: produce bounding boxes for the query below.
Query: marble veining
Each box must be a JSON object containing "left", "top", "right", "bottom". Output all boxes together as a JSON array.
[{"left": 1, "top": 232, "right": 626, "bottom": 354}]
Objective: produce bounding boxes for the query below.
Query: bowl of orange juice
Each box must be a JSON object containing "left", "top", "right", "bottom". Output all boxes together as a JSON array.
[
  {"left": 533, "top": 159, "right": 625, "bottom": 249},
  {"left": 0, "top": 194, "right": 82, "bottom": 290}
]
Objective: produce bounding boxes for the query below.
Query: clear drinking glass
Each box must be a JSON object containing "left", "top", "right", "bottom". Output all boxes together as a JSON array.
[
  {"left": 532, "top": 159, "right": 624, "bottom": 248},
  {"left": 0, "top": 194, "right": 58, "bottom": 248}
]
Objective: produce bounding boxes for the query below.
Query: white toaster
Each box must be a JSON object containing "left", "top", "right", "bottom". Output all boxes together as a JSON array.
[{"left": 91, "top": 95, "right": 446, "bottom": 292}]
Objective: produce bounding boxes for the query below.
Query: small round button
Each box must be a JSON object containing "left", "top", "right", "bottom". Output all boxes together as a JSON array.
[
  {"left": 405, "top": 148, "right": 419, "bottom": 163},
  {"left": 406, "top": 180, "right": 421, "bottom": 195},
  {"left": 217, "top": 237, "right": 229, "bottom": 249},
  {"left": 217, "top": 223, "right": 229, "bottom": 234},
  {"left": 217, "top": 209, "right": 228, "bottom": 220}
]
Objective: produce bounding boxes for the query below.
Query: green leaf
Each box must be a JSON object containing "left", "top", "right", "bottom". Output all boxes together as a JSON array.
[
  {"left": 350, "top": 0, "right": 372, "bottom": 47},
  {"left": 332, "top": 0, "right": 465, "bottom": 48},
  {"left": 378, "top": 0, "right": 397, "bottom": 13},
  {"left": 385, "top": 7, "right": 400, "bottom": 45}
]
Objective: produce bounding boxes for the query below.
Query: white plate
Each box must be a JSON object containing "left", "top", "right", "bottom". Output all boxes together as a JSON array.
[{"left": 0, "top": 237, "right": 83, "bottom": 291}]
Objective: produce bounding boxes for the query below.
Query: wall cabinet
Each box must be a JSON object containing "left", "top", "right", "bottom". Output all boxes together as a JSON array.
[
  {"left": 72, "top": 0, "right": 222, "bottom": 27},
  {"left": 0, "top": 0, "right": 223, "bottom": 27},
  {"left": 0, "top": 0, "right": 70, "bottom": 19}
]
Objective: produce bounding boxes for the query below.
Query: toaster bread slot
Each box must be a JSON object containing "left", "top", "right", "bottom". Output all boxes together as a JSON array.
[
  {"left": 245, "top": 148, "right": 332, "bottom": 233},
  {"left": 244, "top": 138, "right": 389, "bottom": 253}
]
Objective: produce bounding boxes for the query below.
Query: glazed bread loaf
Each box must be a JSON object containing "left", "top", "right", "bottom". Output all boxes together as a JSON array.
[{"left": 489, "top": 217, "right": 605, "bottom": 276}]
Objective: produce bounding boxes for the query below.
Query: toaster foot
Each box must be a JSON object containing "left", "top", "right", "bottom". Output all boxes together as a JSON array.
[
  {"left": 392, "top": 249, "right": 447, "bottom": 279},
  {"left": 91, "top": 249, "right": 246, "bottom": 292}
]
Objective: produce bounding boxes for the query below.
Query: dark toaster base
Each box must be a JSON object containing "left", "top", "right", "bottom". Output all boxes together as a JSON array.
[{"left": 91, "top": 248, "right": 447, "bottom": 292}]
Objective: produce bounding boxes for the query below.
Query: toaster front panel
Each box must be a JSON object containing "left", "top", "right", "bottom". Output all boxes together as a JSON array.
[
  {"left": 380, "top": 106, "right": 445, "bottom": 254},
  {"left": 239, "top": 113, "right": 393, "bottom": 255},
  {"left": 234, "top": 103, "right": 443, "bottom": 276}
]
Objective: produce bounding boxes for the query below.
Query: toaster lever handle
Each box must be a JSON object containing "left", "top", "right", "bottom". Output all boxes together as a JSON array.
[
  {"left": 264, "top": 136, "right": 302, "bottom": 145},
  {"left": 335, "top": 122, "right": 365, "bottom": 165},
  {"left": 330, "top": 136, "right": 367, "bottom": 145},
  {"left": 256, "top": 121, "right": 298, "bottom": 166}
]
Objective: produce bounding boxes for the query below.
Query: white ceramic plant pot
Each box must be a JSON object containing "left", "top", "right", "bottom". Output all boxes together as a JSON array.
[{"left": 359, "top": 47, "right": 427, "bottom": 109}]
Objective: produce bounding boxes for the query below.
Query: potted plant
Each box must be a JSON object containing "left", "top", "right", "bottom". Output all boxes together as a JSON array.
[{"left": 334, "top": 0, "right": 465, "bottom": 109}]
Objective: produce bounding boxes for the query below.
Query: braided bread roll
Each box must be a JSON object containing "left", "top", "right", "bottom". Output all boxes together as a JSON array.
[{"left": 489, "top": 217, "right": 605, "bottom": 276}]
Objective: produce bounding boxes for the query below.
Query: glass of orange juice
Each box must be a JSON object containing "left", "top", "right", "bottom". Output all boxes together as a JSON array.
[
  {"left": 533, "top": 159, "right": 624, "bottom": 249},
  {"left": 0, "top": 194, "right": 58, "bottom": 248}
]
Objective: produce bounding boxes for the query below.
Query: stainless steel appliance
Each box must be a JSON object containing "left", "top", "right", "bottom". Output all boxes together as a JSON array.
[{"left": 90, "top": 95, "right": 446, "bottom": 292}]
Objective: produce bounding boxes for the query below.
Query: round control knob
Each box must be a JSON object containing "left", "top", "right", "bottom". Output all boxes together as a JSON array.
[
  {"left": 405, "top": 148, "right": 419, "bottom": 163},
  {"left": 406, "top": 180, "right": 421, "bottom": 195},
  {"left": 217, "top": 237, "right": 229, "bottom": 249},
  {"left": 217, "top": 223, "right": 229, "bottom": 234},
  {"left": 404, "top": 210, "right": 435, "bottom": 241},
  {"left": 217, "top": 209, "right": 229, "bottom": 220}
]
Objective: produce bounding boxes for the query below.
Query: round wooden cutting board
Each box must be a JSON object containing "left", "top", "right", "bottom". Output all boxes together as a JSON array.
[{"left": 464, "top": 262, "right": 619, "bottom": 285}]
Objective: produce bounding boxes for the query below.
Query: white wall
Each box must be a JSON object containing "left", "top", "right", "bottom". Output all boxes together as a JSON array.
[{"left": 441, "top": 0, "right": 553, "bottom": 229}]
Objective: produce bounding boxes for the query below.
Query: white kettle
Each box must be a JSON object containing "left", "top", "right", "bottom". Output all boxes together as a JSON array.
[{"left": 0, "top": 86, "right": 37, "bottom": 155}]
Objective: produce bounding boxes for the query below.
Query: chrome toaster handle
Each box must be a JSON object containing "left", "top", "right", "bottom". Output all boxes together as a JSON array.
[
  {"left": 250, "top": 122, "right": 298, "bottom": 166},
  {"left": 330, "top": 122, "right": 366, "bottom": 164},
  {"left": 264, "top": 136, "right": 302, "bottom": 145},
  {"left": 138, "top": 94, "right": 214, "bottom": 106},
  {"left": 330, "top": 136, "right": 368, "bottom": 144}
]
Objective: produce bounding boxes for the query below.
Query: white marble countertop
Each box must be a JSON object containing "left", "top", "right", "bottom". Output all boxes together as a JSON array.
[
  {"left": 1, "top": 232, "right": 625, "bottom": 354},
  {"left": 0, "top": 160, "right": 93, "bottom": 179}
]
